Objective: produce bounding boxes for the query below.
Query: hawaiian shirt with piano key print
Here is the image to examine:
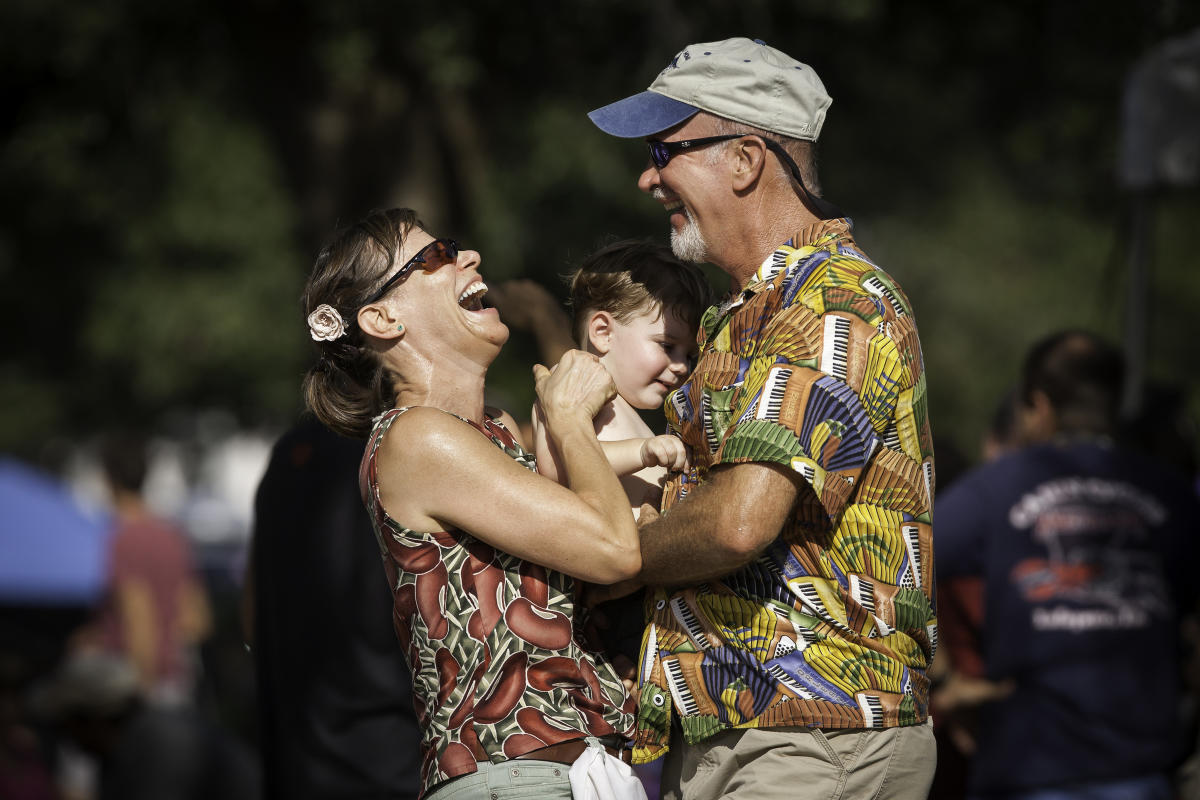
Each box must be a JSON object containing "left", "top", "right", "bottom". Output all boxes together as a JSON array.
[{"left": 633, "top": 218, "right": 937, "bottom": 764}]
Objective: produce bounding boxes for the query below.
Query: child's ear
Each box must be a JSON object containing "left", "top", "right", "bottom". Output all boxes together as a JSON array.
[{"left": 586, "top": 311, "right": 615, "bottom": 356}]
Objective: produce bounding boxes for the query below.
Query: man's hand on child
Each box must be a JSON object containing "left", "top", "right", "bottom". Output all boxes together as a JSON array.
[{"left": 640, "top": 434, "right": 688, "bottom": 471}]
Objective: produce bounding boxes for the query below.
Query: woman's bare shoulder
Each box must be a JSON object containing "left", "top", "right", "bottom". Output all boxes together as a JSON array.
[{"left": 377, "top": 407, "right": 485, "bottom": 462}]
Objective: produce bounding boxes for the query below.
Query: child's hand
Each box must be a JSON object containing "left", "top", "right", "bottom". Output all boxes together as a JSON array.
[{"left": 640, "top": 434, "right": 689, "bottom": 472}]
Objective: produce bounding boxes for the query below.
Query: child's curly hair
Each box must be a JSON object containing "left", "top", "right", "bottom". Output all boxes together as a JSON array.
[{"left": 567, "top": 240, "right": 713, "bottom": 347}]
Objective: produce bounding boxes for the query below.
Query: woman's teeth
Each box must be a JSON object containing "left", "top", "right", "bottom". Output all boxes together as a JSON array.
[{"left": 458, "top": 283, "right": 487, "bottom": 310}]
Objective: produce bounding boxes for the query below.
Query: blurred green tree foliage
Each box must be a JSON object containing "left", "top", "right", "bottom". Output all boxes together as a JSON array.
[{"left": 2, "top": 0, "right": 1198, "bottom": 469}]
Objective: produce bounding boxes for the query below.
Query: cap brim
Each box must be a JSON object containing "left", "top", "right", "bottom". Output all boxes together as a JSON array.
[{"left": 587, "top": 91, "right": 699, "bottom": 138}]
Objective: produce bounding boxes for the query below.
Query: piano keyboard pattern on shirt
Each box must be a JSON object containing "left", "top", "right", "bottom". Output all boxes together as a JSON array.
[
  {"left": 671, "top": 596, "right": 711, "bottom": 650},
  {"left": 755, "top": 365, "right": 791, "bottom": 421},
  {"left": 857, "top": 693, "right": 885, "bottom": 728},
  {"left": 901, "top": 524, "right": 923, "bottom": 589},
  {"left": 921, "top": 459, "right": 934, "bottom": 507},
  {"left": 790, "top": 580, "right": 853, "bottom": 636},
  {"left": 793, "top": 458, "right": 817, "bottom": 487},
  {"left": 820, "top": 315, "right": 852, "bottom": 381},
  {"left": 880, "top": 423, "right": 902, "bottom": 452},
  {"left": 766, "top": 662, "right": 817, "bottom": 699},
  {"left": 763, "top": 249, "right": 789, "bottom": 281},
  {"left": 701, "top": 393, "right": 720, "bottom": 455},
  {"left": 849, "top": 574, "right": 875, "bottom": 616},
  {"left": 663, "top": 658, "right": 700, "bottom": 716},
  {"left": 862, "top": 274, "right": 906, "bottom": 318}
]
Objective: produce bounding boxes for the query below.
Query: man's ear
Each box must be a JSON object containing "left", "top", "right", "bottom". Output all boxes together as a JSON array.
[
  {"left": 356, "top": 302, "right": 403, "bottom": 340},
  {"left": 586, "top": 311, "right": 615, "bottom": 356},
  {"left": 731, "top": 136, "right": 769, "bottom": 191}
]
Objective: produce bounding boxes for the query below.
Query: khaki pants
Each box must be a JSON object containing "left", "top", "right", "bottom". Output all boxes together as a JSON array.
[{"left": 660, "top": 719, "right": 936, "bottom": 800}]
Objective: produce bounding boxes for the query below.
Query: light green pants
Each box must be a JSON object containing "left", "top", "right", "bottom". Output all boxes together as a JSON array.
[{"left": 424, "top": 760, "right": 574, "bottom": 800}]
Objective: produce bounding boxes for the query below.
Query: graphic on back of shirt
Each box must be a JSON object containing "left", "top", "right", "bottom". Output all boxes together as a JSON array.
[{"left": 1007, "top": 476, "right": 1171, "bottom": 632}]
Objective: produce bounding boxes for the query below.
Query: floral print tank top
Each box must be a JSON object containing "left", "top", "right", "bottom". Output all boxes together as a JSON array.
[{"left": 359, "top": 407, "right": 635, "bottom": 796}]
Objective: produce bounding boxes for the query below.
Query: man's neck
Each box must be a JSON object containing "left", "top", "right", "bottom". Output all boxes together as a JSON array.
[{"left": 715, "top": 195, "right": 821, "bottom": 291}]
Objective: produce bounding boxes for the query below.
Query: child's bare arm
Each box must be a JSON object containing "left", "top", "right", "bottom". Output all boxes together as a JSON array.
[
  {"left": 600, "top": 439, "right": 646, "bottom": 477},
  {"left": 602, "top": 434, "right": 688, "bottom": 476},
  {"left": 641, "top": 434, "right": 689, "bottom": 472}
]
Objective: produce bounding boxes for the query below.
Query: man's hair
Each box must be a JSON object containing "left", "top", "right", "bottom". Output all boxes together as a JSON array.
[
  {"left": 1019, "top": 330, "right": 1126, "bottom": 435},
  {"left": 98, "top": 431, "right": 150, "bottom": 494},
  {"left": 705, "top": 114, "right": 822, "bottom": 196},
  {"left": 568, "top": 240, "right": 713, "bottom": 347}
]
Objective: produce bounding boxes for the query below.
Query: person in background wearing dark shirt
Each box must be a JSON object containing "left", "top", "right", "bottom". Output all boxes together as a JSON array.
[
  {"left": 934, "top": 330, "right": 1200, "bottom": 800},
  {"left": 246, "top": 416, "right": 421, "bottom": 799}
]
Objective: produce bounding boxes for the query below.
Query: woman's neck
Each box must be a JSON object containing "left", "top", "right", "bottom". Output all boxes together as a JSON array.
[
  {"left": 394, "top": 369, "right": 488, "bottom": 423},
  {"left": 389, "top": 344, "right": 492, "bottom": 423}
]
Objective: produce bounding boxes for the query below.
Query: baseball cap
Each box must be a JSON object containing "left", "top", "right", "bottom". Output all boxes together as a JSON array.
[{"left": 588, "top": 38, "right": 831, "bottom": 141}]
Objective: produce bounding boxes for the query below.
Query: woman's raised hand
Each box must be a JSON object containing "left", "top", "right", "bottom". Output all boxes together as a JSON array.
[{"left": 533, "top": 350, "right": 617, "bottom": 424}]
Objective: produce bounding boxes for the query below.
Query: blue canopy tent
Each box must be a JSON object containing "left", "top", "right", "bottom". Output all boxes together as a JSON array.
[{"left": 0, "top": 457, "right": 111, "bottom": 605}]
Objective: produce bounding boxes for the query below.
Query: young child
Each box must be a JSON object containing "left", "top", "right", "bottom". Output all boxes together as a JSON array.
[{"left": 533, "top": 240, "right": 713, "bottom": 517}]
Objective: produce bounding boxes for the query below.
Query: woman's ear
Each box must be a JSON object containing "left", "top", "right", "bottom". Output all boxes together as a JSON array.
[
  {"left": 357, "top": 302, "right": 403, "bottom": 341},
  {"left": 585, "top": 311, "right": 615, "bottom": 356}
]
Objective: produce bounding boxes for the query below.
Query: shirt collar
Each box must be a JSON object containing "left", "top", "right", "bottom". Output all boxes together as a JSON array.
[{"left": 715, "top": 217, "right": 854, "bottom": 316}]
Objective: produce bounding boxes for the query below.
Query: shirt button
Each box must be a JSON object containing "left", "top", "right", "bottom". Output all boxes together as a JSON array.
[
  {"left": 554, "top": 768, "right": 561, "bottom": 776},
  {"left": 656, "top": 599, "right": 666, "bottom": 610}
]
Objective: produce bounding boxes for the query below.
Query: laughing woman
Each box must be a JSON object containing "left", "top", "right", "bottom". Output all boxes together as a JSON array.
[{"left": 300, "top": 208, "right": 642, "bottom": 800}]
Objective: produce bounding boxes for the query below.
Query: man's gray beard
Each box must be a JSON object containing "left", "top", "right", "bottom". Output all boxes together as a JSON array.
[{"left": 670, "top": 211, "right": 708, "bottom": 263}]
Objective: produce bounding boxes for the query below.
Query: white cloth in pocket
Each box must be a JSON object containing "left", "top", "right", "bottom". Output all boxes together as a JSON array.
[{"left": 567, "top": 737, "right": 648, "bottom": 800}]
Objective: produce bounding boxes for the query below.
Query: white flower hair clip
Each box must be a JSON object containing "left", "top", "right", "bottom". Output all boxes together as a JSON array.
[{"left": 308, "top": 304, "right": 347, "bottom": 341}]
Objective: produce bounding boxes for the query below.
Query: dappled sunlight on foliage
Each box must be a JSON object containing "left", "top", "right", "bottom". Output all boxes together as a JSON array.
[{"left": 1, "top": 0, "right": 1198, "bottom": 469}]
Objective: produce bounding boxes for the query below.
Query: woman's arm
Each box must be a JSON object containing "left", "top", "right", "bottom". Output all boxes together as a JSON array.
[
  {"left": 377, "top": 353, "right": 641, "bottom": 584},
  {"left": 529, "top": 400, "right": 561, "bottom": 483}
]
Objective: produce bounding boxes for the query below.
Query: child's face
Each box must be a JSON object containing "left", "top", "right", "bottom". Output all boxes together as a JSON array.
[{"left": 598, "top": 304, "right": 696, "bottom": 410}]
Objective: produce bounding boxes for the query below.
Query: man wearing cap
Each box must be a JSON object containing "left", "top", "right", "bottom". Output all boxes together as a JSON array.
[{"left": 588, "top": 38, "right": 937, "bottom": 799}]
